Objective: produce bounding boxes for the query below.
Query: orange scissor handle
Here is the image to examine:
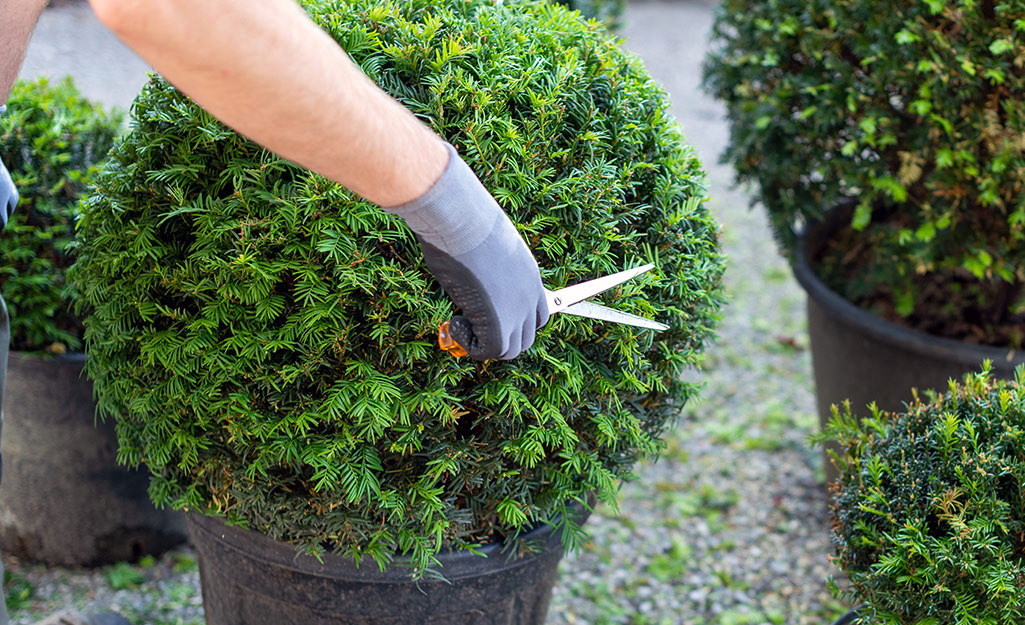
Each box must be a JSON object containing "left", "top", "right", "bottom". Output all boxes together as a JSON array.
[{"left": 438, "top": 320, "right": 468, "bottom": 358}]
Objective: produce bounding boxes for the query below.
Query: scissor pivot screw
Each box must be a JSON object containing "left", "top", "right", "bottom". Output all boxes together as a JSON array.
[{"left": 554, "top": 297, "right": 562, "bottom": 306}]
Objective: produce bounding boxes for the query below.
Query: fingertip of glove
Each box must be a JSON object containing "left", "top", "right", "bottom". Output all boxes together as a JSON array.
[{"left": 450, "top": 315, "right": 493, "bottom": 361}]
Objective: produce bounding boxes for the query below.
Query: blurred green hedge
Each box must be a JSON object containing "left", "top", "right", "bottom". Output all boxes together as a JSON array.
[{"left": 0, "top": 77, "right": 122, "bottom": 353}]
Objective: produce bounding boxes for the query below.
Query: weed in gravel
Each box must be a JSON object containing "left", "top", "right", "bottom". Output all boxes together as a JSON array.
[
  {"left": 3, "top": 570, "right": 33, "bottom": 611},
  {"left": 712, "top": 568, "right": 750, "bottom": 591},
  {"left": 170, "top": 553, "right": 197, "bottom": 574},
  {"left": 702, "top": 416, "right": 747, "bottom": 446},
  {"left": 628, "top": 615, "right": 676, "bottom": 625},
  {"left": 569, "top": 578, "right": 631, "bottom": 625},
  {"left": 713, "top": 346, "right": 755, "bottom": 370},
  {"left": 660, "top": 436, "right": 692, "bottom": 463},
  {"left": 646, "top": 534, "right": 693, "bottom": 582},
  {"left": 121, "top": 580, "right": 203, "bottom": 625},
  {"left": 761, "top": 607, "right": 786, "bottom": 624},
  {"left": 717, "top": 607, "right": 764, "bottom": 625},
  {"left": 762, "top": 266, "right": 789, "bottom": 284},
  {"left": 105, "top": 562, "right": 145, "bottom": 591}
]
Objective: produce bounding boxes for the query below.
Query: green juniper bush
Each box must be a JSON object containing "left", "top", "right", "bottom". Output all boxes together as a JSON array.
[
  {"left": 703, "top": 0, "right": 1025, "bottom": 349},
  {"left": 819, "top": 364, "right": 1025, "bottom": 625},
  {"left": 71, "top": 0, "right": 725, "bottom": 577},
  {"left": 0, "top": 77, "right": 121, "bottom": 353}
]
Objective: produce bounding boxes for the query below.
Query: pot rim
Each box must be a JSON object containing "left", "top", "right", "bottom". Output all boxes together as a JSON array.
[
  {"left": 794, "top": 215, "right": 1022, "bottom": 369},
  {"left": 186, "top": 502, "right": 589, "bottom": 583}
]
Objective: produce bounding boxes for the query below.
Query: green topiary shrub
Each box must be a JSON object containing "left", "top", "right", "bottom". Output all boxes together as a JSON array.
[
  {"left": 819, "top": 364, "right": 1025, "bottom": 625},
  {"left": 703, "top": 0, "right": 1025, "bottom": 348},
  {"left": 0, "top": 77, "right": 122, "bottom": 353},
  {"left": 71, "top": 0, "right": 724, "bottom": 575}
]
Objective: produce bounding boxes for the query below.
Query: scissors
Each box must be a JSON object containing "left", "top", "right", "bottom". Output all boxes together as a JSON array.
[{"left": 438, "top": 263, "right": 669, "bottom": 357}]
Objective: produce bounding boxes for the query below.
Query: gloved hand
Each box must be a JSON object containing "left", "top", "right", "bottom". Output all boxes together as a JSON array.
[
  {"left": 383, "top": 143, "right": 549, "bottom": 360},
  {"left": 0, "top": 106, "right": 17, "bottom": 228}
]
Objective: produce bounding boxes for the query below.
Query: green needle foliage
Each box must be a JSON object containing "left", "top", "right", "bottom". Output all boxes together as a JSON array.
[
  {"left": 0, "top": 78, "right": 122, "bottom": 352},
  {"left": 71, "top": 0, "right": 724, "bottom": 577},
  {"left": 819, "top": 364, "right": 1025, "bottom": 625},
  {"left": 704, "top": 0, "right": 1025, "bottom": 348}
]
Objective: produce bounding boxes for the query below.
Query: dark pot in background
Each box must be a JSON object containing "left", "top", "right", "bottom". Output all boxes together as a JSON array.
[
  {"left": 187, "top": 506, "right": 589, "bottom": 625},
  {"left": 0, "top": 352, "right": 187, "bottom": 566},
  {"left": 794, "top": 215, "right": 1025, "bottom": 482}
]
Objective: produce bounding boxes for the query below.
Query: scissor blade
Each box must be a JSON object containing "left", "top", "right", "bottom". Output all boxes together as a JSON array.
[
  {"left": 546, "top": 263, "right": 656, "bottom": 315},
  {"left": 559, "top": 300, "right": 669, "bottom": 331}
]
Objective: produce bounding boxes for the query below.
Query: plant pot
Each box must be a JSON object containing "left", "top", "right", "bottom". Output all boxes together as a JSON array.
[
  {"left": 0, "top": 352, "right": 187, "bottom": 565},
  {"left": 794, "top": 214, "right": 1025, "bottom": 482},
  {"left": 830, "top": 609, "right": 862, "bottom": 625},
  {"left": 187, "top": 506, "right": 589, "bottom": 625}
]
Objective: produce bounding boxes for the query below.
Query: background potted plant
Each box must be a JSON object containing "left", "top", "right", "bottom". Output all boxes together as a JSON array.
[
  {"left": 815, "top": 363, "right": 1025, "bottom": 625},
  {"left": 69, "top": 0, "right": 725, "bottom": 622},
  {"left": 703, "top": 0, "right": 1025, "bottom": 477},
  {"left": 0, "top": 77, "right": 186, "bottom": 566}
]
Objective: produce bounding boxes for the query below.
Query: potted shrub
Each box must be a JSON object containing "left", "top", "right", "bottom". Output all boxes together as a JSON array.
[
  {"left": 0, "top": 77, "right": 186, "bottom": 565},
  {"left": 816, "top": 364, "right": 1025, "bottom": 625},
  {"left": 70, "top": 0, "right": 725, "bottom": 622},
  {"left": 703, "top": 0, "right": 1025, "bottom": 476}
]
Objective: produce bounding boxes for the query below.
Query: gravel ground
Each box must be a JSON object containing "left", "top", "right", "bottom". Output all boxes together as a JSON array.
[{"left": 6, "top": 1, "right": 853, "bottom": 624}]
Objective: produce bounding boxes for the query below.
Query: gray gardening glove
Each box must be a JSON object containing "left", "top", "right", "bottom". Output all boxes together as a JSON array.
[
  {"left": 383, "top": 143, "right": 549, "bottom": 360},
  {"left": 0, "top": 106, "right": 17, "bottom": 229}
]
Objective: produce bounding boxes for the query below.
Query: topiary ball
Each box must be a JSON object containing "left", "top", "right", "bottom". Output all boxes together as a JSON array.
[
  {"left": 72, "top": 0, "right": 723, "bottom": 574},
  {"left": 703, "top": 0, "right": 1025, "bottom": 348},
  {"left": 0, "top": 77, "right": 122, "bottom": 353},
  {"left": 824, "top": 365, "right": 1025, "bottom": 625}
]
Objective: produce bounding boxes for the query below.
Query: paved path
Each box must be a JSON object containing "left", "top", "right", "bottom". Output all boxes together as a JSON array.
[{"left": 19, "top": 2, "right": 149, "bottom": 110}]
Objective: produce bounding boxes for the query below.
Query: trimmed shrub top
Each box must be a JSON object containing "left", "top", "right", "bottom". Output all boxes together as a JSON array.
[
  {"left": 821, "top": 365, "right": 1025, "bottom": 625},
  {"left": 72, "top": 0, "right": 724, "bottom": 575},
  {"left": 0, "top": 78, "right": 122, "bottom": 353},
  {"left": 704, "top": 0, "right": 1025, "bottom": 348}
]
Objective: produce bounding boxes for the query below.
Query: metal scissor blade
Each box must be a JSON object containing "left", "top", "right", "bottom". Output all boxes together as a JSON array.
[
  {"left": 545, "top": 263, "right": 656, "bottom": 315},
  {"left": 560, "top": 300, "right": 669, "bottom": 331}
]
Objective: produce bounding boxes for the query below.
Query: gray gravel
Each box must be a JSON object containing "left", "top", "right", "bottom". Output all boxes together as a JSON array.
[{"left": 6, "top": 1, "right": 852, "bottom": 624}]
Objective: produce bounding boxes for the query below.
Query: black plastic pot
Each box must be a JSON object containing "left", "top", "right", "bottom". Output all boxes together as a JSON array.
[
  {"left": 0, "top": 352, "right": 187, "bottom": 565},
  {"left": 187, "top": 507, "right": 587, "bottom": 625},
  {"left": 794, "top": 216, "right": 1024, "bottom": 481}
]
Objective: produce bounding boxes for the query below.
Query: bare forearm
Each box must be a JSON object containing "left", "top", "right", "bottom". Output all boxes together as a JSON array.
[
  {"left": 88, "top": 0, "right": 446, "bottom": 206},
  {"left": 1, "top": 0, "right": 49, "bottom": 102}
]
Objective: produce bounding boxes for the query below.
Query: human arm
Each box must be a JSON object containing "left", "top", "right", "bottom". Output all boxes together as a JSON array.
[
  {"left": 0, "top": 0, "right": 49, "bottom": 101},
  {"left": 85, "top": 0, "right": 547, "bottom": 358},
  {"left": 88, "top": 0, "right": 443, "bottom": 207}
]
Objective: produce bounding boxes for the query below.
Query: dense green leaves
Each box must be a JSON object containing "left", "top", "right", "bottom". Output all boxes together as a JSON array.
[
  {"left": 0, "top": 78, "right": 122, "bottom": 352},
  {"left": 71, "top": 0, "right": 724, "bottom": 576},
  {"left": 704, "top": 0, "right": 1025, "bottom": 348},
  {"left": 820, "top": 365, "right": 1025, "bottom": 624}
]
